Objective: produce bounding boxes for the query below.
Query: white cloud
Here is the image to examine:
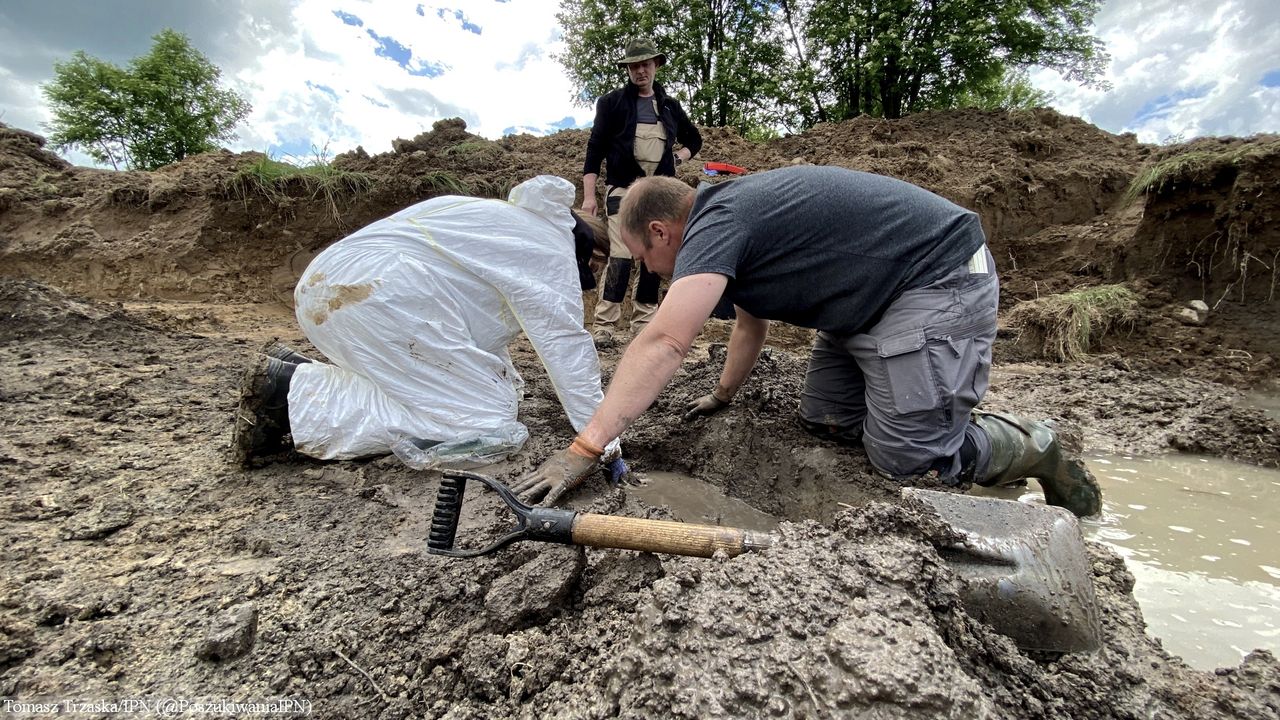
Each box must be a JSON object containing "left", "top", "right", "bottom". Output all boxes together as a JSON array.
[
  {"left": 0, "top": 0, "right": 594, "bottom": 164},
  {"left": 1033, "top": 0, "right": 1280, "bottom": 143},
  {"left": 1, "top": 0, "right": 1275, "bottom": 167},
  {"left": 227, "top": 0, "right": 591, "bottom": 157}
]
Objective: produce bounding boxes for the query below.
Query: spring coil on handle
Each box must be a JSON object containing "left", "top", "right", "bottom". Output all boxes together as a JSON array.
[{"left": 428, "top": 474, "right": 466, "bottom": 552}]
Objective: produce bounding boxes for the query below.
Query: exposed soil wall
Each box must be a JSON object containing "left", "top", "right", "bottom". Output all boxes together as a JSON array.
[
  {"left": 3, "top": 110, "right": 1149, "bottom": 304},
  {"left": 1121, "top": 136, "right": 1280, "bottom": 305}
]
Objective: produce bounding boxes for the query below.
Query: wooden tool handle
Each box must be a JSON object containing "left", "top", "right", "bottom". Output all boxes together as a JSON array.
[{"left": 571, "top": 513, "right": 773, "bottom": 558}]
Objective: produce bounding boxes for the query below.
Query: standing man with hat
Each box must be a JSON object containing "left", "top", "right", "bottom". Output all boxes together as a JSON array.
[{"left": 581, "top": 36, "right": 702, "bottom": 347}]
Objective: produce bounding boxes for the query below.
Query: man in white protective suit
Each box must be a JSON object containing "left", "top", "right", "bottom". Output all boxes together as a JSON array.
[{"left": 231, "top": 175, "right": 625, "bottom": 476}]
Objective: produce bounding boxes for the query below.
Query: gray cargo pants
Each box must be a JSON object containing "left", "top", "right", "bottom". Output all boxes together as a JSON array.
[{"left": 798, "top": 245, "right": 998, "bottom": 481}]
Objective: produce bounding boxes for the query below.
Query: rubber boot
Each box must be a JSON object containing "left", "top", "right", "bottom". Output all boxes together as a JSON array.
[
  {"left": 631, "top": 262, "right": 662, "bottom": 335},
  {"left": 630, "top": 302, "right": 658, "bottom": 335},
  {"left": 231, "top": 356, "right": 297, "bottom": 467},
  {"left": 594, "top": 256, "right": 632, "bottom": 343},
  {"left": 600, "top": 258, "right": 633, "bottom": 305},
  {"left": 973, "top": 411, "right": 1102, "bottom": 517},
  {"left": 265, "top": 341, "right": 313, "bottom": 365}
]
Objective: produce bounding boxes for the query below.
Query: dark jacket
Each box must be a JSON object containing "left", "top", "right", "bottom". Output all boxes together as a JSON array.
[{"left": 582, "top": 81, "right": 702, "bottom": 189}]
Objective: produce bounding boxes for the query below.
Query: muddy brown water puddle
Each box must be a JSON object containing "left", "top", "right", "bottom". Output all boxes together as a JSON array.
[
  {"left": 628, "top": 471, "right": 780, "bottom": 533},
  {"left": 978, "top": 454, "right": 1280, "bottom": 670},
  {"left": 1243, "top": 389, "right": 1280, "bottom": 420}
]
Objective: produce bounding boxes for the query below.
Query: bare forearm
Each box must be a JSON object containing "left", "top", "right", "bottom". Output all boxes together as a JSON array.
[
  {"left": 716, "top": 314, "right": 767, "bottom": 399},
  {"left": 579, "top": 332, "right": 688, "bottom": 448},
  {"left": 576, "top": 273, "right": 727, "bottom": 451}
]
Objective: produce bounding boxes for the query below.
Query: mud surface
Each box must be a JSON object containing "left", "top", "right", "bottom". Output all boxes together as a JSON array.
[{"left": 2, "top": 114, "right": 1280, "bottom": 717}]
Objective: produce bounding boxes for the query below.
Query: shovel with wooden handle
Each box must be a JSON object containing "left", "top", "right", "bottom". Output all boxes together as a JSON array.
[
  {"left": 427, "top": 471, "right": 1101, "bottom": 654},
  {"left": 427, "top": 470, "right": 773, "bottom": 558}
]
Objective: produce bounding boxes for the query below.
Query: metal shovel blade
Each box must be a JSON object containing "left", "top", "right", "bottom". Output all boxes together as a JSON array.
[{"left": 903, "top": 488, "right": 1102, "bottom": 654}]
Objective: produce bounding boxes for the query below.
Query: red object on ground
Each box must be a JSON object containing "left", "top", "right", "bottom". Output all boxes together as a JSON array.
[{"left": 703, "top": 161, "right": 747, "bottom": 174}]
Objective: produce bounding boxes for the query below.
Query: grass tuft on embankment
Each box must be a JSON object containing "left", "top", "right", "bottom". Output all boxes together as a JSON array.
[
  {"left": 413, "top": 171, "right": 470, "bottom": 195},
  {"left": 1123, "top": 137, "right": 1280, "bottom": 205},
  {"left": 225, "top": 150, "right": 375, "bottom": 222},
  {"left": 1007, "top": 284, "right": 1140, "bottom": 362}
]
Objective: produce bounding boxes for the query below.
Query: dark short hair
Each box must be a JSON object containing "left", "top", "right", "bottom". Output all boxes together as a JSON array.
[
  {"left": 618, "top": 177, "right": 694, "bottom": 247},
  {"left": 569, "top": 210, "right": 608, "bottom": 291},
  {"left": 572, "top": 210, "right": 609, "bottom": 256}
]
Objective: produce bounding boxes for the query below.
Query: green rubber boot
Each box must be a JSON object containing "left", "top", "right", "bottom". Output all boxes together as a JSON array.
[{"left": 973, "top": 411, "right": 1102, "bottom": 517}]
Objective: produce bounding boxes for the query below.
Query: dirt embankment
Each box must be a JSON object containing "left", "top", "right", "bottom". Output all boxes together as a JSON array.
[
  {"left": 6, "top": 111, "right": 1147, "bottom": 303},
  {"left": 3, "top": 113, "right": 1277, "bottom": 383},
  {"left": 1, "top": 113, "right": 1279, "bottom": 717}
]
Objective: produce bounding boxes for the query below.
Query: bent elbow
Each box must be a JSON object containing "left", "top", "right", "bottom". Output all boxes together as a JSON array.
[{"left": 651, "top": 330, "right": 693, "bottom": 360}]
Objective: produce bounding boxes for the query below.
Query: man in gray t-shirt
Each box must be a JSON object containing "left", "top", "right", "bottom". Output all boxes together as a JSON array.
[{"left": 513, "top": 167, "right": 1101, "bottom": 518}]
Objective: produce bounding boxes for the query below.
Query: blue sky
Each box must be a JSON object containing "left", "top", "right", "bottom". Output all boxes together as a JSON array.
[{"left": 0, "top": 0, "right": 1276, "bottom": 167}]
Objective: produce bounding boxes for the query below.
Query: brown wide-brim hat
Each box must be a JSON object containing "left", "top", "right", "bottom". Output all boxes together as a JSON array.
[{"left": 615, "top": 36, "right": 666, "bottom": 68}]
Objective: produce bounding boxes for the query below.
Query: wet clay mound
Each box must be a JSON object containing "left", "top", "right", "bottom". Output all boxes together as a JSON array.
[
  {"left": 0, "top": 148, "right": 325, "bottom": 302},
  {"left": 356, "top": 118, "right": 606, "bottom": 197},
  {"left": 998, "top": 203, "right": 1147, "bottom": 303},
  {"left": 764, "top": 108, "right": 1147, "bottom": 245},
  {"left": 989, "top": 134, "right": 1279, "bottom": 386},
  {"left": 575, "top": 507, "right": 1278, "bottom": 720},
  {"left": 999, "top": 134, "right": 1280, "bottom": 339},
  {"left": 0, "top": 119, "right": 565, "bottom": 304},
  {"left": 994, "top": 274, "right": 1278, "bottom": 388},
  {"left": 0, "top": 278, "right": 141, "bottom": 343},
  {"left": 984, "top": 362, "right": 1280, "bottom": 467},
  {"left": 0, "top": 123, "right": 70, "bottom": 209}
]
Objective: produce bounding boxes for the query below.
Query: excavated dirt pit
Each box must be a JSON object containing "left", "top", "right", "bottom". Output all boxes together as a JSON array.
[{"left": 0, "top": 283, "right": 1276, "bottom": 718}]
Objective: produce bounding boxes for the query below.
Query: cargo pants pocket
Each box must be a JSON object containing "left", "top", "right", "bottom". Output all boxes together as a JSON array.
[{"left": 878, "top": 329, "right": 939, "bottom": 415}]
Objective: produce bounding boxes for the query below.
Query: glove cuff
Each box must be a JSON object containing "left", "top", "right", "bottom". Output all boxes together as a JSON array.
[
  {"left": 711, "top": 387, "right": 734, "bottom": 405},
  {"left": 569, "top": 436, "right": 604, "bottom": 460}
]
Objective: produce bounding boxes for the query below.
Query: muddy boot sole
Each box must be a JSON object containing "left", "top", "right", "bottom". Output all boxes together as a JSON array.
[{"left": 230, "top": 355, "right": 294, "bottom": 468}]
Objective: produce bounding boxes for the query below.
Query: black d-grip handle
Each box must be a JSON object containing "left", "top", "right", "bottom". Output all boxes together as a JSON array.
[{"left": 426, "top": 470, "right": 576, "bottom": 558}]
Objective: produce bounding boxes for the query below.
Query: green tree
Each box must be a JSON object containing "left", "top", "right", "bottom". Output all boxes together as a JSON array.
[
  {"left": 795, "top": 0, "right": 1106, "bottom": 120},
  {"left": 556, "top": 0, "right": 790, "bottom": 133},
  {"left": 955, "top": 67, "right": 1057, "bottom": 110},
  {"left": 556, "top": 0, "right": 1107, "bottom": 131},
  {"left": 42, "top": 29, "right": 250, "bottom": 170}
]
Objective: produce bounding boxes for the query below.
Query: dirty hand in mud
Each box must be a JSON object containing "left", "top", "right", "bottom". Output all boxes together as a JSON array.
[
  {"left": 511, "top": 442, "right": 599, "bottom": 506},
  {"left": 683, "top": 390, "right": 731, "bottom": 422}
]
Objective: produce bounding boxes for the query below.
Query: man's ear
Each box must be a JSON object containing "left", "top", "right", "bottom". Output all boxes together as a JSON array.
[{"left": 648, "top": 219, "right": 670, "bottom": 247}]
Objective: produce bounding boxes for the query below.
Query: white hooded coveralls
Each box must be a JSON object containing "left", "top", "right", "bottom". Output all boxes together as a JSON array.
[{"left": 287, "top": 176, "right": 612, "bottom": 465}]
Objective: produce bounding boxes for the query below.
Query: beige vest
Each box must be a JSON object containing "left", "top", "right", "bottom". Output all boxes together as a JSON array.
[{"left": 633, "top": 96, "right": 667, "bottom": 178}]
